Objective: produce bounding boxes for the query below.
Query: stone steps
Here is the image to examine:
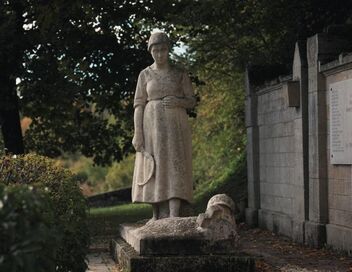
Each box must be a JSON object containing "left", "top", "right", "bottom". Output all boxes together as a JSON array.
[{"left": 110, "top": 219, "right": 255, "bottom": 272}]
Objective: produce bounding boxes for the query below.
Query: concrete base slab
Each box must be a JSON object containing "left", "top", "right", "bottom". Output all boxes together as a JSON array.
[
  {"left": 110, "top": 237, "right": 255, "bottom": 272},
  {"left": 304, "top": 221, "right": 326, "bottom": 248}
]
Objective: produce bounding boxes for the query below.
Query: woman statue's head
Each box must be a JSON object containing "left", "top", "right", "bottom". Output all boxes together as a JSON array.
[
  {"left": 148, "top": 32, "right": 171, "bottom": 67},
  {"left": 147, "top": 32, "right": 171, "bottom": 52}
]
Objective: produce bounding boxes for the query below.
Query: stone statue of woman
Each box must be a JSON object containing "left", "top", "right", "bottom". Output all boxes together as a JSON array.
[{"left": 132, "top": 32, "right": 196, "bottom": 220}]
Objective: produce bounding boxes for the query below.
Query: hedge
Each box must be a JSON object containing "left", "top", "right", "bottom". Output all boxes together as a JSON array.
[
  {"left": 0, "top": 154, "right": 89, "bottom": 272},
  {"left": 0, "top": 184, "right": 59, "bottom": 272}
]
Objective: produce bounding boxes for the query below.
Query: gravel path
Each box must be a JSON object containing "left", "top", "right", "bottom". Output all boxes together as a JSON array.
[
  {"left": 86, "top": 251, "right": 121, "bottom": 272},
  {"left": 239, "top": 224, "right": 352, "bottom": 272},
  {"left": 86, "top": 235, "right": 122, "bottom": 272}
]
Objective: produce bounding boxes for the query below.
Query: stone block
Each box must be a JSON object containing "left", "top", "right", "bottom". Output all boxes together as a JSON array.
[
  {"left": 292, "top": 187, "right": 305, "bottom": 219},
  {"left": 119, "top": 217, "right": 239, "bottom": 256},
  {"left": 326, "top": 224, "right": 352, "bottom": 255},
  {"left": 245, "top": 97, "right": 257, "bottom": 128},
  {"left": 273, "top": 211, "right": 293, "bottom": 237},
  {"left": 277, "top": 184, "right": 292, "bottom": 198},
  {"left": 278, "top": 197, "right": 293, "bottom": 215},
  {"left": 283, "top": 81, "right": 301, "bottom": 108},
  {"left": 292, "top": 219, "right": 305, "bottom": 244},
  {"left": 330, "top": 209, "right": 352, "bottom": 227},
  {"left": 308, "top": 178, "right": 328, "bottom": 223},
  {"left": 257, "top": 112, "right": 265, "bottom": 125},
  {"left": 259, "top": 209, "right": 293, "bottom": 238},
  {"left": 334, "top": 195, "right": 351, "bottom": 211},
  {"left": 292, "top": 41, "right": 307, "bottom": 79},
  {"left": 329, "top": 165, "right": 351, "bottom": 180},
  {"left": 308, "top": 92, "right": 318, "bottom": 132},
  {"left": 111, "top": 237, "right": 255, "bottom": 272},
  {"left": 308, "top": 140, "right": 319, "bottom": 178},
  {"left": 304, "top": 221, "right": 326, "bottom": 248},
  {"left": 112, "top": 218, "right": 255, "bottom": 272},
  {"left": 260, "top": 194, "right": 275, "bottom": 211},
  {"left": 340, "top": 179, "right": 351, "bottom": 195},
  {"left": 294, "top": 158, "right": 304, "bottom": 177},
  {"left": 258, "top": 209, "right": 274, "bottom": 231},
  {"left": 245, "top": 207, "right": 258, "bottom": 227}
]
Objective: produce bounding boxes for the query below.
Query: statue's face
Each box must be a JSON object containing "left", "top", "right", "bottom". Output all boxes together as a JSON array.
[{"left": 150, "top": 43, "right": 169, "bottom": 66}]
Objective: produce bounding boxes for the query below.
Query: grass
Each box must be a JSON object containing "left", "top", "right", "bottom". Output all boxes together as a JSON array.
[
  {"left": 89, "top": 203, "right": 152, "bottom": 237},
  {"left": 90, "top": 203, "right": 151, "bottom": 217}
]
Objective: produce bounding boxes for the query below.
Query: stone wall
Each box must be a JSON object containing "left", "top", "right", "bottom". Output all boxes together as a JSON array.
[
  {"left": 256, "top": 80, "right": 305, "bottom": 240},
  {"left": 321, "top": 54, "right": 352, "bottom": 254},
  {"left": 245, "top": 29, "right": 352, "bottom": 253}
]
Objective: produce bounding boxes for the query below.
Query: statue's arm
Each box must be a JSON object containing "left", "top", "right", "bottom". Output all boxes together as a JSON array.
[
  {"left": 177, "top": 96, "right": 196, "bottom": 109},
  {"left": 180, "top": 70, "right": 196, "bottom": 109},
  {"left": 162, "top": 70, "right": 196, "bottom": 109},
  {"left": 162, "top": 96, "right": 195, "bottom": 109},
  {"left": 132, "top": 105, "right": 144, "bottom": 151},
  {"left": 162, "top": 95, "right": 196, "bottom": 109},
  {"left": 132, "top": 71, "right": 146, "bottom": 151}
]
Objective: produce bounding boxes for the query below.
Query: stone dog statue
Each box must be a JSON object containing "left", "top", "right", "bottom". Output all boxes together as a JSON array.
[{"left": 197, "top": 194, "right": 239, "bottom": 242}]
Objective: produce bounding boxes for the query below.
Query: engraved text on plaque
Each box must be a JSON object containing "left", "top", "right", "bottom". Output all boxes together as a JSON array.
[{"left": 329, "top": 79, "right": 352, "bottom": 164}]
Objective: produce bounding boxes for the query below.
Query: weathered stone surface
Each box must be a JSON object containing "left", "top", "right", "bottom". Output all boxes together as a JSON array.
[
  {"left": 110, "top": 237, "right": 255, "bottom": 272},
  {"left": 112, "top": 195, "right": 250, "bottom": 271},
  {"left": 132, "top": 31, "right": 196, "bottom": 220},
  {"left": 245, "top": 207, "right": 258, "bottom": 227},
  {"left": 119, "top": 217, "right": 239, "bottom": 256},
  {"left": 326, "top": 224, "right": 352, "bottom": 254},
  {"left": 197, "top": 194, "right": 239, "bottom": 242},
  {"left": 245, "top": 29, "right": 352, "bottom": 255},
  {"left": 304, "top": 221, "right": 326, "bottom": 248}
]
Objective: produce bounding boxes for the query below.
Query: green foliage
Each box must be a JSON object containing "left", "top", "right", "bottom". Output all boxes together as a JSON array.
[
  {"left": 0, "top": 184, "right": 59, "bottom": 272},
  {"left": 170, "top": 0, "right": 352, "bottom": 72},
  {"left": 0, "top": 154, "right": 89, "bottom": 272},
  {"left": 61, "top": 153, "right": 134, "bottom": 194},
  {"left": 191, "top": 70, "right": 246, "bottom": 190},
  {"left": 90, "top": 203, "right": 151, "bottom": 218},
  {"left": 194, "top": 154, "right": 247, "bottom": 214},
  {"left": 103, "top": 154, "right": 135, "bottom": 192},
  {"left": 61, "top": 154, "right": 108, "bottom": 188},
  {"left": 1, "top": 0, "right": 173, "bottom": 165},
  {"left": 1, "top": 154, "right": 71, "bottom": 186},
  {"left": 2, "top": 0, "right": 352, "bottom": 165}
]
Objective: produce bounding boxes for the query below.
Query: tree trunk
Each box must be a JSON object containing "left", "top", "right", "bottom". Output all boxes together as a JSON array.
[
  {"left": 0, "top": 110, "right": 24, "bottom": 155},
  {"left": 0, "top": 1, "right": 25, "bottom": 155},
  {"left": 0, "top": 76, "right": 24, "bottom": 155}
]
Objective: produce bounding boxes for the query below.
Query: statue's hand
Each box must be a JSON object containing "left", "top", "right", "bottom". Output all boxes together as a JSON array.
[
  {"left": 132, "top": 133, "right": 144, "bottom": 152},
  {"left": 162, "top": 96, "right": 182, "bottom": 108}
]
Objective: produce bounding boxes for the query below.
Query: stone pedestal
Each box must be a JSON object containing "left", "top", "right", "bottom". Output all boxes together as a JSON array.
[{"left": 110, "top": 217, "right": 255, "bottom": 272}]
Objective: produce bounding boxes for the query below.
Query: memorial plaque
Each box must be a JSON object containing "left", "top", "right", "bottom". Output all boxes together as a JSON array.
[{"left": 329, "top": 78, "right": 352, "bottom": 164}]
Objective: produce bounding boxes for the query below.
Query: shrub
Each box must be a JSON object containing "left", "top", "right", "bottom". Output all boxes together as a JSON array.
[
  {"left": 0, "top": 154, "right": 89, "bottom": 272},
  {"left": 0, "top": 184, "right": 59, "bottom": 272}
]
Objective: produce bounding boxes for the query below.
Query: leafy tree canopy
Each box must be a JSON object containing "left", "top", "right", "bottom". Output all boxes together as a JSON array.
[
  {"left": 1, "top": 0, "right": 178, "bottom": 165},
  {"left": 1, "top": 0, "right": 352, "bottom": 165},
  {"left": 169, "top": 0, "right": 352, "bottom": 75}
]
